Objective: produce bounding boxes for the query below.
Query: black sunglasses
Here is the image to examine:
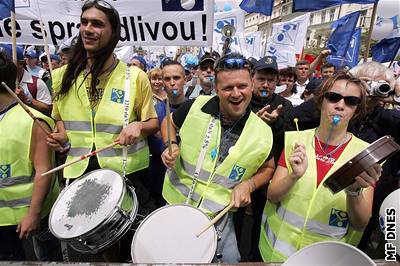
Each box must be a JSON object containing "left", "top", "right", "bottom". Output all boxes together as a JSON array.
[
  {"left": 215, "top": 58, "right": 250, "bottom": 72},
  {"left": 324, "top": 91, "right": 361, "bottom": 106}
]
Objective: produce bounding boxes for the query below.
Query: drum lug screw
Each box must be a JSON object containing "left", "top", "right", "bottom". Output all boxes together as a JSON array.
[{"left": 216, "top": 253, "right": 223, "bottom": 259}]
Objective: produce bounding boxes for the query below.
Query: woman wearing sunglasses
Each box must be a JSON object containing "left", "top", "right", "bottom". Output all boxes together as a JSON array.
[{"left": 259, "top": 72, "right": 382, "bottom": 263}]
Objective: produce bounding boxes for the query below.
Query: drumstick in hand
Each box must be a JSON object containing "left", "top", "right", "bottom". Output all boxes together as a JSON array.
[
  {"left": 196, "top": 201, "right": 235, "bottom": 237},
  {"left": 41, "top": 141, "right": 120, "bottom": 176},
  {"left": 165, "top": 97, "right": 173, "bottom": 155},
  {"left": 1, "top": 82, "right": 51, "bottom": 136}
]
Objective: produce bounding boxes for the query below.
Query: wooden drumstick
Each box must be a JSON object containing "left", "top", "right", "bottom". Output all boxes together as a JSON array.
[
  {"left": 1, "top": 82, "right": 51, "bottom": 136},
  {"left": 165, "top": 97, "right": 173, "bottom": 155},
  {"left": 293, "top": 117, "right": 300, "bottom": 141},
  {"left": 41, "top": 141, "right": 120, "bottom": 176},
  {"left": 196, "top": 201, "right": 235, "bottom": 238}
]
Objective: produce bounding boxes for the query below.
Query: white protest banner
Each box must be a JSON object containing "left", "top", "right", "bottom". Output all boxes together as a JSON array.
[
  {"left": 270, "top": 13, "right": 310, "bottom": 54},
  {"left": 265, "top": 43, "right": 297, "bottom": 68},
  {"left": 243, "top": 31, "right": 262, "bottom": 58},
  {"left": 213, "top": 9, "right": 245, "bottom": 53},
  {"left": 0, "top": 0, "right": 214, "bottom": 46}
]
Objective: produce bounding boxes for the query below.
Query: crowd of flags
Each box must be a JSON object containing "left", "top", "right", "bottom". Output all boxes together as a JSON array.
[{"left": 1, "top": 0, "right": 399, "bottom": 66}]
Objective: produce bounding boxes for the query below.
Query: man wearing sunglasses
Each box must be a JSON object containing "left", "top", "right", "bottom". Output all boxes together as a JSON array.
[
  {"left": 160, "top": 53, "right": 275, "bottom": 263},
  {"left": 185, "top": 53, "right": 217, "bottom": 99}
]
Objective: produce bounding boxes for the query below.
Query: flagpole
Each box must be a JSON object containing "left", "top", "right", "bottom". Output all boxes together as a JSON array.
[
  {"left": 363, "top": 2, "right": 378, "bottom": 62},
  {"left": 11, "top": 11, "right": 17, "bottom": 64},
  {"left": 35, "top": 0, "right": 54, "bottom": 76}
]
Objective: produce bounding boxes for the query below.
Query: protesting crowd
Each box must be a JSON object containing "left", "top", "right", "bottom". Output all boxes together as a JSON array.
[{"left": 0, "top": 0, "right": 400, "bottom": 264}]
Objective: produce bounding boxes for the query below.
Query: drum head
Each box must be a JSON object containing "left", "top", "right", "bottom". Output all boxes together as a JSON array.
[
  {"left": 282, "top": 241, "right": 376, "bottom": 266},
  {"left": 49, "top": 169, "right": 124, "bottom": 239},
  {"left": 131, "top": 204, "right": 217, "bottom": 263}
]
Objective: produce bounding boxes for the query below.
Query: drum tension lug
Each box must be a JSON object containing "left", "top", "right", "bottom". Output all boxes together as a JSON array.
[{"left": 216, "top": 253, "right": 223, "bottom": 259}]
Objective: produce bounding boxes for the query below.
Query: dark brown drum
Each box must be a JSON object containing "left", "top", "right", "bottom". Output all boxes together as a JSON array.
[{"left": 324, "top": 135, "right": 400, "bottom": 194}]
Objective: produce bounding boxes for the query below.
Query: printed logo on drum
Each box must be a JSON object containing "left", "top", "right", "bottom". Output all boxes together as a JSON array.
[
  {"left": 110, "top": 88, "right": 125, "bottom": 104},
  {"left": 0, "top": 164, "right": 11, "bottom": 178},
  {"left": 329, "top": 208, "right": 349, "bottom": 228},
  {"left": 161, "top": 0, "right": 204, "bottom": 11},
  {"left": 228, "top": 164, "right": 246, "bottom": 181}
]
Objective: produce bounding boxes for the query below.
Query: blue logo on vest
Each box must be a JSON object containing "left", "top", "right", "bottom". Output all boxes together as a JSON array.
[
  {"left": 329, "top": 208, "right": 349, "bottom": 228},
  {"left": 0, "top": 164, "right": 11, "bottom": 178},
  {"left": 228, "top": 164, "right": 246, "bottom": 181},
  {"left": 111, "top": 88, "right": 125, "bottom": 104}
]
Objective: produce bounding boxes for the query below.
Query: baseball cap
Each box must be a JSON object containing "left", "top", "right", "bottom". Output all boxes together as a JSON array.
[
  {"left": 0, "top": 44, "right": 24, "bottom": 61},
  {"left": 25, "top": 49, "right": 38, "bottom": 59},
  {"left": 253, "top": 56, "right": 278, "bottom": 72},
  {"left": 199, "top": 53, "right": 216, "bottom": 66},
  {"left": 305, "top": 78, "right": 323, "bottom": 93}
]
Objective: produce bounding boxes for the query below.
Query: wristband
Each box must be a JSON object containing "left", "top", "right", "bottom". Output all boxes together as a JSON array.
[
  {"left": 345, "top": 187, "right": 362, "bottom": 197},
  {"left": 163, "top": 140, "right": 178, "bottom": 151}
]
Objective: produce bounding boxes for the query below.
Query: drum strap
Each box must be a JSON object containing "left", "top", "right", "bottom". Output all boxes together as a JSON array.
[
  {"left": 122, "top": 65, "right": 131, "bottom": 178},
  {"left": 186, "top": 117, "right": 217, "bottom": 204}
]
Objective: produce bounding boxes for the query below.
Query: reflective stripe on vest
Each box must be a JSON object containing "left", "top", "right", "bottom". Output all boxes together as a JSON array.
[
  {"left": 0, "top": 175, "right": 32, "bottom": 188},
  {"left": 0, "top": 197, "right": 31, "bottom": 208},
  {"left": 167, "top": 168, "right": 201, "bottom": 202},
  {"left": 64, "top": 121, "right": 91, "bottom": 131},
  {"left": 276, "top": 204, "right": 347, "bottom": 239},
  {"left": 68, "top": 139, "right": 147, "bottom": 157},
  {"left": 181, "top": 158, "right": 240, "bottom": 188},
  {"left": 262, "top": 213, "right": 297, "bottom": 258}
]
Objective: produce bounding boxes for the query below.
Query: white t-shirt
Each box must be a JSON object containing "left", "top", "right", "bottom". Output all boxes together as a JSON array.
[
  {"left": 20, "top": 70, "right": 52, "bottom": 105},
  {"left": 295, "top": 79, "right": 309, "bottom": 96},
  {"left": 26, "top": 65, "right": 44, "bottom": 78}
]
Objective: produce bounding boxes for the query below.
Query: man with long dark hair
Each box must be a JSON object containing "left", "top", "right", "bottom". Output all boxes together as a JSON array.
[{"left": 47, "top": 1, "right": 158, "bottom": 260}]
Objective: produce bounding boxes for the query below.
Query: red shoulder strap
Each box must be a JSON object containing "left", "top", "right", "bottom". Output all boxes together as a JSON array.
[{"left": 27, "top": 75, "right": 38, "bottom": 99}]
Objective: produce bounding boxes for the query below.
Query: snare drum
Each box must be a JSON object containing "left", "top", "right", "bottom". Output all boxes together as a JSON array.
[
  {"left": 49, "top": 169, "right": 138, "bottom": 254},
  {"left": 131, "top": 204, "right": 217, "bottom": 263}
]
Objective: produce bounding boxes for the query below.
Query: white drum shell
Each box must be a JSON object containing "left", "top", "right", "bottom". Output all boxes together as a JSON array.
[
  {"left": 282, "top": 241, "right": 376, "bottom": 266},
  {"left": 131, "top": 204, "right": 217, "bottom": 263}
]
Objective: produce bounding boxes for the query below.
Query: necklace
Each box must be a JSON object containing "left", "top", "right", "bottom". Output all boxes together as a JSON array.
[{"left": 315, "top": 129, "right": 348, "bottom": 158}]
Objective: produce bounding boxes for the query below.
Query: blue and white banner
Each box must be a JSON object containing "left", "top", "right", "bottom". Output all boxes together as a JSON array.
[
  {"left": 213, "top": 9, "right": 245, "bottom": 53},
  {"left": 269, "top": 13, "right": 310, "bottom": 54},
  {"left": 0, "top": 0, "right": 214, "bottom": 46},
  {"left": 265, "top": 43, "right": 297, "bottom": 68}
]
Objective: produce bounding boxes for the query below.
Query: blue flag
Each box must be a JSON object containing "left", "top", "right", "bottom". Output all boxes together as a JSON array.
[
  {"left": 326, "top": 11, "right": 360, "bottom": 58},
  {"left": 0, "top": 0, "right": 15, "bottom": 19},
  {"left": 371, "top": 37, "right": 400, "bottom": 63},
  {"left": 293, "top": 0, "right": 377, "bottom": 12},
  {"left": 327, "top": 28, "right": 361, "bottom": 68},
  {"left": 239, "top": 0, "right": 274, "bottom": 16}
]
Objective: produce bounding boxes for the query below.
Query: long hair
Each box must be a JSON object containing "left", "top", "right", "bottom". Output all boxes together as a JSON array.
[{"left": 57, "top": 0, "right": 121, "bottom": 99}]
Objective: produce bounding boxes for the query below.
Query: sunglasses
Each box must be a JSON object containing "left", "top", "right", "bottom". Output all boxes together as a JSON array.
[
  {"left": 215, "top": 58, "right": 250, "bottom": 73},
  {"left": 83, "top": 0, "right": 113, "bottom": 10},
  {"left": 324, "top": 91, "right": 361, "bottom": 106},
  {"left": 199, "top": 63, "right": 214, "bottom": 71}
]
